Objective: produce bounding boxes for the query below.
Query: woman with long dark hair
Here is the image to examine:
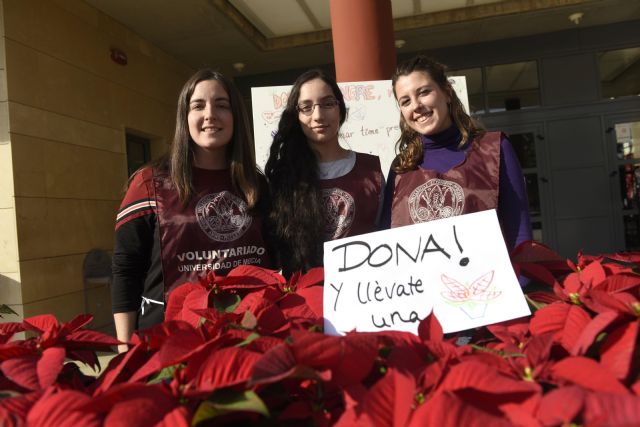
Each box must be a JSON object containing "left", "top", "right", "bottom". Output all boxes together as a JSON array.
[
  {"left": 381, "top": 55, "right": 531, "bottom": 252},
  {"left": 112, "top": 69, "right": 272, "bottom": 351},
  {"left": 266, "top": 70, "right": 383, "bottom": 277}
]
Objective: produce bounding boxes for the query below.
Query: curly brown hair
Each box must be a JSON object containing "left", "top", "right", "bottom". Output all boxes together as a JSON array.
[{"left": 391, "top": 56, "right": 484, "bottom": 173}]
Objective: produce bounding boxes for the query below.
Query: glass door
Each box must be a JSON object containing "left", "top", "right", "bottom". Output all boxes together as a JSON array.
[
  {"left": 501, "top": 124, "right": 549, "bottom": 245},
  {"left": 607, "top": 116, "right": 640, "bottom": 251}
]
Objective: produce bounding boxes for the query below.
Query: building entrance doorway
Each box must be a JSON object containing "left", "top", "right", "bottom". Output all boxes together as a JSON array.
[{"left": 489, "top": 112, "right": 621, "bottom": 259}]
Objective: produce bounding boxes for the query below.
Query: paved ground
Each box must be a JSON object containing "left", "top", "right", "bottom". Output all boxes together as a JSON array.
[{"left": 75, "top": 351, "right": 118, "bottom": 377}]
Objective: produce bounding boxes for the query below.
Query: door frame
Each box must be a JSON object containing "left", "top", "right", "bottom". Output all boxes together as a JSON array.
[{"left": 485, "top": 121, "right": 554, "bottom": 248}]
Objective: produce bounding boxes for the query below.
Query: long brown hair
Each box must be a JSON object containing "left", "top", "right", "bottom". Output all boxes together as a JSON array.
[
  {"left": 391, "top": 56, "right": 484, "bottom": 173},
  {"left": 157, "top": 69, "right": 260, "bottom": 207}
]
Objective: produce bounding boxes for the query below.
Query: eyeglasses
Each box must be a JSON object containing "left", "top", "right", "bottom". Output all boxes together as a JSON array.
[{"left": 296, "top": 99, "right": 339, "bottom": 116}]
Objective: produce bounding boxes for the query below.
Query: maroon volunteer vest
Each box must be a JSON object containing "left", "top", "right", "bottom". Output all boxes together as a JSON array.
[
  {"left": 319, "top": 152, "right": 383, "bottom": 240},
  {"left": 391, "top": 132, "right": 501, "bottom": 227},
  {"left": 153, "top": 167, "right": 270, "bottom": 295}
]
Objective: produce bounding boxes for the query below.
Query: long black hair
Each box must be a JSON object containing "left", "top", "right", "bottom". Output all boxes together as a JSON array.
[{"left": 264, "top": 69, "right": 347, "bottom": 276}]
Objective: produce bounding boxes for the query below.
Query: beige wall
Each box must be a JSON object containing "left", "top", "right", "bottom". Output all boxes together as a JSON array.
[
  {"left": 0, "top": 0, "right": 22, "bottom": 323},
  {"left": 1, "top": 0, "right": 192, "bottom": 329}
]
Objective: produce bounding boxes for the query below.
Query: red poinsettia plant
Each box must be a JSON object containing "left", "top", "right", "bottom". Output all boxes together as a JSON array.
[{"left": 1, "top": 242, "right": 639, "bottom": 426}]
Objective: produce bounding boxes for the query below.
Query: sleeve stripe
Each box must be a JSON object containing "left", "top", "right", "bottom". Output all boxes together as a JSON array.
[{"left": 116, "top": 199, "right": 157, "bottom": 223}]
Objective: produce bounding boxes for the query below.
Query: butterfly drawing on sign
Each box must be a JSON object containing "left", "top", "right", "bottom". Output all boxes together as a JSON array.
[
  {"left": 440, "top": 271, "right": 501, "bottom": 319},
  {"left": 261, "top": 110, "right": 283, "bottom": 125}
]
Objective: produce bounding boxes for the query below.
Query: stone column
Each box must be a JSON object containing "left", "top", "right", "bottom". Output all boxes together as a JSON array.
[{"left": 329, "top": 0, "right": 396, "bottom": 82}]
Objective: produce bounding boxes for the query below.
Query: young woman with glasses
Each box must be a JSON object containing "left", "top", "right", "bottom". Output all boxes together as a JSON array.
[
  {"left": 380, "top": 56, "right": 531, "bottom": 254},
  {"left": 265, "top": 69, "right": 383, "bottom": 277}
]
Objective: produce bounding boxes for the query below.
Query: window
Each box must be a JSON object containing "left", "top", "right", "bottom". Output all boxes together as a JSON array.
[
  {"left": 598, "top": 47, "right": 640, "bottom": 99},
  {"left": 447, "top": 67, "right": 483, "bottom": 114},
  {"left": 615, "top": 121, "right": 640, "bottom": 161},
  {"left": 449, "top": 60, "right": 541, "bottom": 115},
  {"left": 486, "top": 61, "right": 540, "bottom": 112},
  {"left": 126, "top": 133, "right": 151, "bottom": 177}
]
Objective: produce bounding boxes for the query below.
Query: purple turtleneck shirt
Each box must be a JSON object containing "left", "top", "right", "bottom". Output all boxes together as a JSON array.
[{"left": 380, "top": 125, "right": 532, "bottom": 253}]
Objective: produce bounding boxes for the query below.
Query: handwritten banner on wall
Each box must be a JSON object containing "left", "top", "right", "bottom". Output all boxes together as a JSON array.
[
  {"left": 250, "top": 78, "right": 469, "bottom": 178},
  {"left": 322, "top": 210, "right": 530, "bottom": 335}
]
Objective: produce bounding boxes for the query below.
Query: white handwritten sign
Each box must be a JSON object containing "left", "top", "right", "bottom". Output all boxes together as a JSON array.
[
  {"left": 323, "top": 209, "right": 530, "bottom": 335},
  {"left": 250, "top": 78, "right": 469, "bottom": 179}
]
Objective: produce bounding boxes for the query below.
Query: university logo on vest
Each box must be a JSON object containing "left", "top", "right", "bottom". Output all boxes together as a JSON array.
[
  {"left": 195, "top": 191, "right": 252, "bottom": 242},
  {"left": 408, "top": 178, "right": 464, "bottom": 223},
  {"left": 322, "top": 188, "right": 355, "bottom": 239}
]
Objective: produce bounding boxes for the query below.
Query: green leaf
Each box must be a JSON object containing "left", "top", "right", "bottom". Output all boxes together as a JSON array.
[
  {"left": 191, "top": 390, "right": 269, "bottom": 425},
  {"left": 147, "top": 364, "right": 180, "bottom": 384},
  {"left": 0, "top": 304, "right": 18, "bottom": 316},
  {"left": 524, "top": 294, "right": 547, "bottom": 312},
  {"left": 595, "top": 331, "right": 608, "bottom": 344},
  {"left": 240, "top": 310, "right": 257, "bottom": 329},
  {"left": 236, "top": 332, "right": 260, "bottom": 347},
  {"left": 470, "top": 344, "right": 525, "bottom": 359},
  {"left": 213, "top": 293, "right": 242, "bottom": 313},
  {"left": 308, "top": 324, "right": 323, "bottom": 333},
  {"left": 0, "top": 390, "right": 21, "bottom": 399}
]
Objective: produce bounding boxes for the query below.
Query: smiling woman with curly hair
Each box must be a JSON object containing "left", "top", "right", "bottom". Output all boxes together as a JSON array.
[{"left": 380, "top": 55, "right": 531, "bottom": 254}]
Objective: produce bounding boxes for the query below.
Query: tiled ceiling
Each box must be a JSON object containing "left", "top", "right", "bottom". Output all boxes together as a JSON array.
[
  {"left": 83, "top": 0, "right": 640, "bottom": 77},
  {"left": 228, "top": 0, "right": 330, "bottom": 37},
  {"left": 227, "top": 0, "right": 506, "bottom": 37}
]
